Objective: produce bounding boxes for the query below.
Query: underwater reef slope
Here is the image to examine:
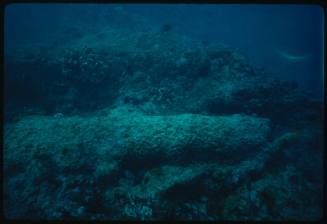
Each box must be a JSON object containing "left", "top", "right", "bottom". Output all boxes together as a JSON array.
[
  {"left": 3, "top": 9, "right": 323, "bottom": 221},
  {"left": 5, "top": 23, "right": 322, "bottom": 124},
  {"left": 4, "top": 109, "right": 322, "bottom": 220}
]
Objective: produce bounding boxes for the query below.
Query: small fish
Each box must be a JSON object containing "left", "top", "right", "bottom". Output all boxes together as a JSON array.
[
  {"left": 161, "top": 24, "right": 173, "bottom": 33},
  {"left": 275, "top": 48, "right": 311, "bottom": 62}
]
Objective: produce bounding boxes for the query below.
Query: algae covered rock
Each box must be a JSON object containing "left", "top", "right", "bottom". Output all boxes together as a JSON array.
[
  {"left": 4, "top": 111, "right": 271, "bottom": 219},
  {"left": 222, "top": 165, "right": 323, "bottom": 221}
]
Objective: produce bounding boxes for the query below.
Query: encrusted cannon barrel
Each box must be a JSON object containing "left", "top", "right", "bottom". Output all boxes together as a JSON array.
[
  {"left": 109, "top": 113, "right": 271, "bottom": 157},
  {"left": 4, "top": 110, "right": 271, "bottom": 164}
]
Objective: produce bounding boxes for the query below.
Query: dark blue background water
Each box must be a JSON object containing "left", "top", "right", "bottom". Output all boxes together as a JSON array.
[{"left": 5, "top": 3, "right": 324, "bottom": 98}]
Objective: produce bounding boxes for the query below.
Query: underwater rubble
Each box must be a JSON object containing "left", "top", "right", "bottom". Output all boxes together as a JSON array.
[{"left": 3, "top": 11, "right": 323, "bottom": 221}]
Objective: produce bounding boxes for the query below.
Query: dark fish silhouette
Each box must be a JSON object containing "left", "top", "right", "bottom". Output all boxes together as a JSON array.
[{"left": 161, "top": 24, "right": 173, "bottom": 33}]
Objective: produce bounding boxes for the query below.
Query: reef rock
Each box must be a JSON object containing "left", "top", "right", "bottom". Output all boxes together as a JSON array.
[{"left": 4, "top": 110, "right": 271, "bottom": 219}]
